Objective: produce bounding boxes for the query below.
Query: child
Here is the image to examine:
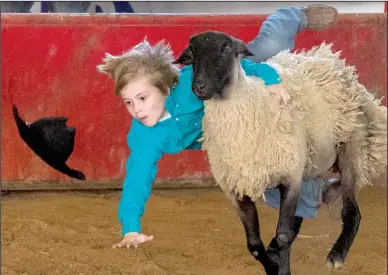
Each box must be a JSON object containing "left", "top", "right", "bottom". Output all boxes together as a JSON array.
[{"left": 97, "top": 5, "right": 340, "bottom": 249}]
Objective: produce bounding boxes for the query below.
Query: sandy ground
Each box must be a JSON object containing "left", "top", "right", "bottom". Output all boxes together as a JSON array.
[{"left": 1, "top": 185, "right": 387, "bottom": 275}]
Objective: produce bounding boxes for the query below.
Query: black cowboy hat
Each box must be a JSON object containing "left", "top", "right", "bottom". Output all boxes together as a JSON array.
[{"left": 12, "top": 105, "right": 85, "bottom": 180}]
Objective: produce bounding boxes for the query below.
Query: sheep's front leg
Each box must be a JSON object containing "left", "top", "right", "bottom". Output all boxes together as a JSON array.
[
  {"left": 266, "top": 183, "right": 302, "bottom": 275},
  {"left": 230, "top": 193, "right": 279, "bottom": 274}
]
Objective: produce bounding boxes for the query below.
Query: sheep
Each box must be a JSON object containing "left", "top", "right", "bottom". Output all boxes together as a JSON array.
[{"left": 173, "top": 31, "right": 387, "bottom": 275}]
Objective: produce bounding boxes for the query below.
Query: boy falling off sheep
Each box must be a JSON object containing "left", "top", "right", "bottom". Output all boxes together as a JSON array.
[{"left": 97, "top": 5, "right": 341, "bottom": 248}]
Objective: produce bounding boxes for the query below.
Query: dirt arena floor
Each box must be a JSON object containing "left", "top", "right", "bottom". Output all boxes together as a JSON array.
[{"left": 2, "top": 184, "right": 387, "bottom": 275}]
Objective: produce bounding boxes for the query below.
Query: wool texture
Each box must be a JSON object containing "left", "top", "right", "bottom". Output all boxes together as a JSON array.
[{"left": 201, "top": 43, "right": 387, "bottom": 200}]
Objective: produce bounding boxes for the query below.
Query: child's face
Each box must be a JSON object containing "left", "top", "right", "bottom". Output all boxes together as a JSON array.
[{"left": 121, "top": 76, "right": 168, "bottom": 127}]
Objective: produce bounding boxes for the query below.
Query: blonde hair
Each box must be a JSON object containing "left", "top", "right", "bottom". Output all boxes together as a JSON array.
[{"left": 97, "top": 39, "right": 180, "bottom": 96}]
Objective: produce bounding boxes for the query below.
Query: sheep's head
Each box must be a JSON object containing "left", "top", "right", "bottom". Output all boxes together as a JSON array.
[{"left": 173, "top": 31, "right": 253, "bottom": 100}]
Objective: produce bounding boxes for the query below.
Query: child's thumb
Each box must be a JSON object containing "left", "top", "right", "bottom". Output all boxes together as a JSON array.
[
  {"left": 147, "top": 235, "right": 154, "bottom": 241},
  {"left": 140, "top": 234, "right": 154, "bottom": 242}
]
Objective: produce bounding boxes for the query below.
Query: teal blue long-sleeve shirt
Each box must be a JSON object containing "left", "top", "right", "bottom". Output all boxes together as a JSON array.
[{"left": 119, "top": 59, "right": 281, "bottom": 235}]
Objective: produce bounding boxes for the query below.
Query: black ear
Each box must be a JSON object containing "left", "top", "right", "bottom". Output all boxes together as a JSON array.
[
  {"left": 173, "top": 47, "right": 194, "bottom": 65},
  {"left": 232, "top": 37, "right": 253, "bottom": 57}
]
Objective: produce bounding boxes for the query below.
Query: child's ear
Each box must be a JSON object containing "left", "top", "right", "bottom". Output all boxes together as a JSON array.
[{"left": 173, "top": 47, "right": 194, "bottom": 65}]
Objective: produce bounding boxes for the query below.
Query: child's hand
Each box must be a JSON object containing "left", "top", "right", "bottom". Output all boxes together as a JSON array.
[
  {"left": 268, "top": 83, "right": 291, "bottom": 105},
  {"left": 112, "top": 232, "right": 154, "bottom": 249}
]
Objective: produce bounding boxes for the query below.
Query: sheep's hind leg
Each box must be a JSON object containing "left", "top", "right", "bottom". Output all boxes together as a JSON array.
[
  {"left": 327, "top": 145, "right": 361, "bottom": 270},
  {"left": 266, "top": 183, "right": 302, "bottom": 275},
  {"left": 231, "top": 193, "right": 279, "bottom": 275}
]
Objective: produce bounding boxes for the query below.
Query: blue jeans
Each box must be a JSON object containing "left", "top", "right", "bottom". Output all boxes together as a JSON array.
[
  {"left": 246, "top": 7, "right": 307, "bottom": 63},
  {"left": 264, "top": 178, "right": 327, "bottom": 219},
  {"left": 247, "top": 7, "right": 326, "bottom": 219}
]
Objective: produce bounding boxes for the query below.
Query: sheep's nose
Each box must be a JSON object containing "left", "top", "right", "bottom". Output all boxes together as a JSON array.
[{"left": 195, "top": 82, "right": 207, "bottom": 91}]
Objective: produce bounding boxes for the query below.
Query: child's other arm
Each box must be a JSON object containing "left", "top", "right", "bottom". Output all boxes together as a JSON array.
[{"left": 241, "top": 59, "right": 291, "bottom": 104}]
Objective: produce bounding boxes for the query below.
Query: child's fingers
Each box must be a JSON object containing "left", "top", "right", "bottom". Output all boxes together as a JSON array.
[
  {"left": 113, "top": 240, "right": 138, "bottom": 249},
  {"left": 124, "top": 241, "right": 138, "bottom": 249},
  {"left": 139, "top": 234, "right": 154, "bottom": 243},
  {"left": 112, "top": 234, "right": 153, "bottom": 249},
  {"left": 112, "top": 242, "right": 123, "bottom": 248}
]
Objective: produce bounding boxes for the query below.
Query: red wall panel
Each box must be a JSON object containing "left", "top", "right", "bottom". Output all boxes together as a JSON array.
[{"left": 2, "top": 14, "right": 387, "bottom": 183}]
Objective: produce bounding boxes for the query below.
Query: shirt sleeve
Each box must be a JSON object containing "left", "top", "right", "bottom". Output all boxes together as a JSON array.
[
  {"left": 118, "top": 125, "right": 162, "bottom": 235},
  {"left": 240, "top": 59, "right": 281, "bottom": 86}
]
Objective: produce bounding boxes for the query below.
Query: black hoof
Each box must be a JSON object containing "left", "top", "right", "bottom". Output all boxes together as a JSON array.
[{"left": 327, "top": 252, "right": 344, "bottom": 270}]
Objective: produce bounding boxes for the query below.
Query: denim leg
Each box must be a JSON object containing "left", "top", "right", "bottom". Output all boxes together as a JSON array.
[
  {"left": 246, "top": 7, "right": 307, "bottom": 63},
  {"left": 263, "top": 177, "right": 328, "bottom": 219},
  {"left": 48, "top": 2, "right": 90, "bottom": 13}
]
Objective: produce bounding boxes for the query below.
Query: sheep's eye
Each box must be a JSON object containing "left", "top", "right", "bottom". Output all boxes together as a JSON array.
[
  {"left": 222, "top": 44, "right": 232, "bottom": 54},
  {"left": 186, "top": 48, "right": 196, "bottom": 64}
]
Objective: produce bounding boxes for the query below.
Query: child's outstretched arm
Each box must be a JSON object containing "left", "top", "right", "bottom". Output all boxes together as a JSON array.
[{"left": 114, "top": 127, "right": 162, "bottom": 249}]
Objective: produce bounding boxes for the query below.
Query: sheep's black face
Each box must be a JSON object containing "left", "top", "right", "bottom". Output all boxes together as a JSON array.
[{"left": 173, "top": 31, "right": 253, "bottom": 100}]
